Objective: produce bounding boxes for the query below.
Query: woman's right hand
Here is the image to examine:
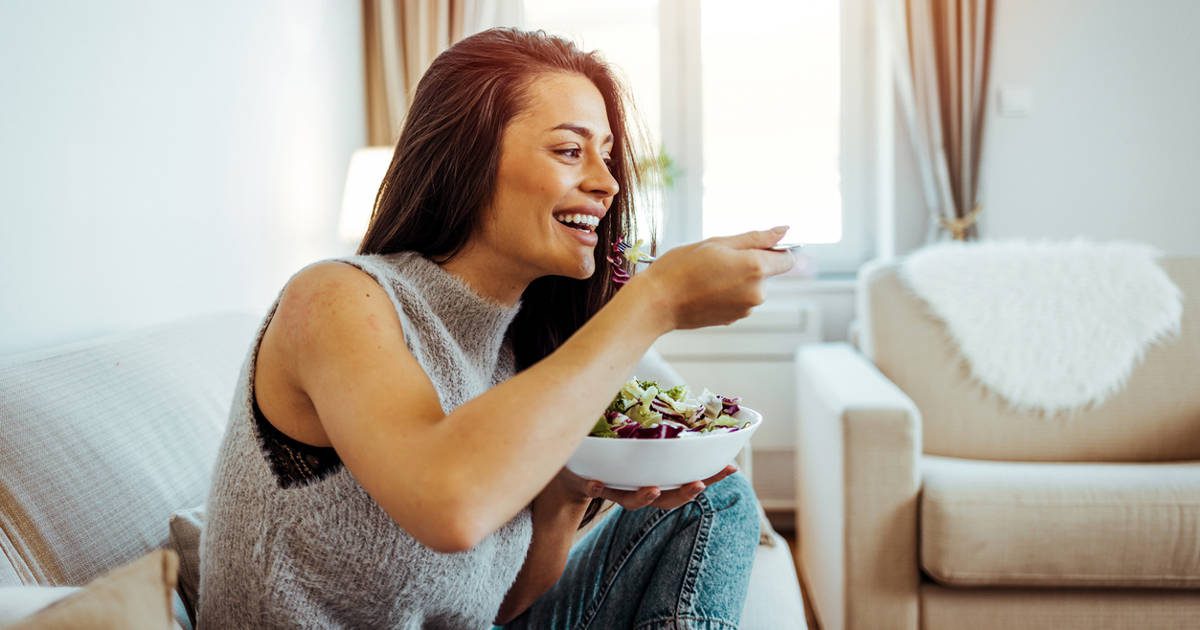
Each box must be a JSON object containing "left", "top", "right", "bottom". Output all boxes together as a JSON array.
[{"left": 637, "top": 226, "right": 797, "bottom": 331}]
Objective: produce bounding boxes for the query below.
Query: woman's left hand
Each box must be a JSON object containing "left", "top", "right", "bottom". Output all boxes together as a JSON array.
[{"left": 548, "top": 464, "right": 739, "bottom": 511}]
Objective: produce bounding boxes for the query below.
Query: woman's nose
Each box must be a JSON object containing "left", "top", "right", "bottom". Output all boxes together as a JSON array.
[{"left": 584, "top": 157, "right": 619, "bottom": 199}]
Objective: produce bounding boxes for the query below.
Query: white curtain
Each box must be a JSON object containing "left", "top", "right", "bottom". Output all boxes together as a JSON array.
[
  {"left": 879, "top": 0, "right": 995, "bottom": 241},
  {"left": 362, "top": 0, "right": 524, "bottom": 146}
]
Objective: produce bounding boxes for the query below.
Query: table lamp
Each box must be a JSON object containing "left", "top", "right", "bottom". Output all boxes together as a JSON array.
[{"left": 338, "top": 147, "right": 393, "bottom": 246}]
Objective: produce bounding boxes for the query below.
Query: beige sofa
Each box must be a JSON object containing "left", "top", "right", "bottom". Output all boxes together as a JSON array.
[
  {"left": 794, "top": 256, "right": 1200, "bottom": 630},
  {"left": 0, "top": 310, "right": 805, "bottom": 628}
]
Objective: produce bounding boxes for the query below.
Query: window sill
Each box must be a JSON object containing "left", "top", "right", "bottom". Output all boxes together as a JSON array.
[{"left": 766, "top": 273, "right": 857, "bottom": 295}]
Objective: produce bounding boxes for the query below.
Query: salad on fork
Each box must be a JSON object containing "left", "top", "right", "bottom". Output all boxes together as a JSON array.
[{"left": 607, "top": 237, "right": 803, "bottom": 285}]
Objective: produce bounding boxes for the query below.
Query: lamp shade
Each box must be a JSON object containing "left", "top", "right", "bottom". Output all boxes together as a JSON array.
[{"left": 338, "top": 147, "right": 393, "bottom": 244}]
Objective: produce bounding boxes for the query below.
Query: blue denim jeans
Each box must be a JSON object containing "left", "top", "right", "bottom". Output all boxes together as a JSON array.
[{"left": 494, "top": 471, "right": 760, "bottom": 630}]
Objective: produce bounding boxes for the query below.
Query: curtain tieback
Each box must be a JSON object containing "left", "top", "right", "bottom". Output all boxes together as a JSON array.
[{"left": 938, "top": 203, "right": 983, "bottom": 240}]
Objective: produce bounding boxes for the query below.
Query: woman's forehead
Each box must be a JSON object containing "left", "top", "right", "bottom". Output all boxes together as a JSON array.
[{"left": 521, "top": 73, "right": 612, "bottom": 138}]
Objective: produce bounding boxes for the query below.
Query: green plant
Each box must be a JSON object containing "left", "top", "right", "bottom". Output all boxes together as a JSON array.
[{"left": 636, "top": 146, "right": 681, "bottom": 191}]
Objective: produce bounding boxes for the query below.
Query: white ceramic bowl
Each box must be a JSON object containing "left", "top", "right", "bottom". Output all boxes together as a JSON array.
[{"left": 565, "top": 407, "right": 762, "bottom": 490}]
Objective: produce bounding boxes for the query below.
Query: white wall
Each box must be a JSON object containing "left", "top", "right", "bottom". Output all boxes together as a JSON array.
[
  {"left": 892, "top": 0, "right": 1200, "bottom": 255},
  {"left": 0, "top": 1, "right": 365, "bottom": 356}
]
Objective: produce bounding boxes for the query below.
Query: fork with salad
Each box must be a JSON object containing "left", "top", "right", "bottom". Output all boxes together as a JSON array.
[{"left": 608, "top": 238, "right": 802, "bottom": 284}]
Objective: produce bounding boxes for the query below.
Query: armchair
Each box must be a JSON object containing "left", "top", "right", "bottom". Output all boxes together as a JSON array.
[{"left": 794, "top": 256, "right": 1200, "bottom": 630}]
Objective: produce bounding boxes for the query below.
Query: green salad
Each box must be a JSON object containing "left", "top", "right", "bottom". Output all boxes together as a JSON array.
[{"left": 589, "top": 377, "right": 749, "bottom": 439}]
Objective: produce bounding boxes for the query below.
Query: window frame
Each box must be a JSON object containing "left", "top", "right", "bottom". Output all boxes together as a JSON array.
[{"left": 656, "top": 0, "right": 876, "bottom": 275}]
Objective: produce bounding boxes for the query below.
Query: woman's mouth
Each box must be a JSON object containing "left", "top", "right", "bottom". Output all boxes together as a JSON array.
[
  {"left": 553, "top": 212, "right": 600, "bottom": 232},
  {"left": 554, "top": 212, "right": 600, "bottom": 247}
]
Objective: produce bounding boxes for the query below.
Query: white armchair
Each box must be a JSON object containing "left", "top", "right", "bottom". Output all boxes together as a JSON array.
[
  {"left": 793, "top": 257, "right": 1200, "bottom": 630},
  {"left": 795, "top": 343, "right": 921, "bottom": 630}
]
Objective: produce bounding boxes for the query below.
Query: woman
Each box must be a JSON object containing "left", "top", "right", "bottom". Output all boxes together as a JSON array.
[{"left": 198, "top": 28, "right": 794, "bottom": 629}]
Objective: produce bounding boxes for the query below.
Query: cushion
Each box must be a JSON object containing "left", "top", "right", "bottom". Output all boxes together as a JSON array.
[
  {"left": 0, "top": 584, "right": 191, "bottom": 628},
  {"left": 1, "top": 549, "right": 180, "bottom": 629},
  {"left": 921, "top": 583, "right": 1200, "bottom": 630},
  {"left": 740, "top": 530, "right": 807, "bottom": 629},
  {"left": 0, "top": 312, "right": 258, "bottom": 585},
  {"left": 859, "top": 256, "right": 1200, "bottom": 461},
  {"left": 0, "top": 587, "right": 80, "bottom": 625},
  {"left": 921, "top": 455, "right": 1200, "bottom": 588},
  {"left": 166, "top": 507, "right": 204, "bottom": 627}
]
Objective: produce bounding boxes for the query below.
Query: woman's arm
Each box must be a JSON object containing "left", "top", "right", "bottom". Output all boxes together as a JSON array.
[
  {"left": 493, "top": 481, "right": 591, "bottom": 625},
  {"left": 278, "top": 230, "right": 791, "bottom": 552},
  {"left": 278, "top": 262, "right": 671, "bottom": 552}
]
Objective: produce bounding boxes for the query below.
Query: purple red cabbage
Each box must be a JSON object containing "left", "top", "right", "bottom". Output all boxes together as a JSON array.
[
  {"left": 634, "top": 423, "right": 684, "bottom": 439},
  {"left": 607, "top": 241, "right": 631, "bottom": 285}
]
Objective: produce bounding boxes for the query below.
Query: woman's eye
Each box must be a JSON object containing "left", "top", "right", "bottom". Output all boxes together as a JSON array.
[{"left": 555, "top": 148, "right": 612, "bottom": 170}]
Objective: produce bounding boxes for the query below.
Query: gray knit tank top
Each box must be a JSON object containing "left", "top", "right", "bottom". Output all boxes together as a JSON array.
[{"left": 198, "top": 251, "right": 534, "bottom": 629}]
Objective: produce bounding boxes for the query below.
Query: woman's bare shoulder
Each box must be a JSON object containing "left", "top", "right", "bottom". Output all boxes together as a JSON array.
[
  {"left": 272, "top": 260, "right": 407, "bottom": 363},
  {"left": 254, "top": 262, "right": 403, "bottom": 444},
  {"left": 257, "top": 259, "right": 426, "bottom": 445}
]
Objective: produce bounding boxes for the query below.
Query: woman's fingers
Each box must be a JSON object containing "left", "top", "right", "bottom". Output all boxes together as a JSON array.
[
  {"left": 594, "top": 484, "right": 661, "bottom": 510},
  {"left": 711, "top": 226, "right": 788, "bottom": 249},
  {"left": 651, "top": 464, "right": 739, "bottom": 509},
  {"left": 650, "top": 481, "right": 706, "bottom": 510},
  {"left": 700, "top": 464, "right": 738, "bottom": 486},
  {"left": 590, "top": 465, "right": 740, "bottom": 511}
]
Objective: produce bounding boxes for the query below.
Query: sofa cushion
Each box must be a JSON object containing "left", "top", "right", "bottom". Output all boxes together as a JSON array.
[
  {"left": 740, "top": 529, "right": 808, "bottom": 629},
  {"left": 920, "top": 582, "right": 1200, "bottom": 630},
  {"left": 921, "top": 455, "right": 1200, "bottom": 588},
  {"left": 0, "top": 586, "right": 80, "bottom": 624},
  {"left": 0, "top": 311, "right": 259, "bottom": 587},
  {"left": 1, "top": 549, "right": 180, "bottom": 630},
  {"left": 166, "top": 506, "right": 204, "bottom": 627}
]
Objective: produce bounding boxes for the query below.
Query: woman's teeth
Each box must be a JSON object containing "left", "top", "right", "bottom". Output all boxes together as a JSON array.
[{"left": 554, "top": 213, "right": 600, "bottom": 232}]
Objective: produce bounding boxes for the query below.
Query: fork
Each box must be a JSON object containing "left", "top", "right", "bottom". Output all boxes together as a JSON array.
[
  {"left": 614, "top": 240, "right": 655, "bottom": 263},
  {"left": 616, "top": 240, "right": 804, "bottom": 264}
]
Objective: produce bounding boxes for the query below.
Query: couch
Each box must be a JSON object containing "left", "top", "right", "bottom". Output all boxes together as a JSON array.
[
  {"left": 793, "top": 256, "right": 1200, "bottom": 630},
  {"left": 0, "top": 310, "right": 806, "bottom": 628}
]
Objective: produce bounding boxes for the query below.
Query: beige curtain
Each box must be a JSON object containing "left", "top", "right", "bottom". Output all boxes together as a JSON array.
[
  {"left": 362, "top": 0, "right": 524, "bottom": 146},
  {"left": 881, "top": 0, "right": 995, "bottom": 241}
]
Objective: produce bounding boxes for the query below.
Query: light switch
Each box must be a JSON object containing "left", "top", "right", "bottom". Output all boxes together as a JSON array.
[{"left": 997, "top": 85, "right": 1033, "bottom": 117}]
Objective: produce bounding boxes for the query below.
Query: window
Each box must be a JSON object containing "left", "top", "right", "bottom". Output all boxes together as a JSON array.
[
  {"left": 523, "top": 0, "right": 872, "bottom": 274},
  {"left": 700, "top": 1, "right": 840, "bottom": 243}
]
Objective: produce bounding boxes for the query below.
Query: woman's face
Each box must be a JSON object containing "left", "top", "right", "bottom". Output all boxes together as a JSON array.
[{"left": 479, "top": 72, "right": 620, "bottom": 282}]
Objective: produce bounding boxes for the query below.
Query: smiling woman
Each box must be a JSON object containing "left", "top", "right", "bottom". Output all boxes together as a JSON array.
[
  {"left": 359, "top": 35, "right": 651, "bottom": 367},
  {"left": 199, "top": 27, "right": 795, "bottom": 630}
]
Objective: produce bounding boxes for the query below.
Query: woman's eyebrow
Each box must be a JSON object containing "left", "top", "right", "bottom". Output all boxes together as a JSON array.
[{"left": 549, "top": 122, "right": 614, "bottom": 146}]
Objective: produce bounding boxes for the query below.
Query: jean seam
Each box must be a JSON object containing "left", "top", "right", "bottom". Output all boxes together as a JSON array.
[
  {"left": 575, "top": 505, "right": 685, "bottom": 630},
  {"left": 674, "top": 491, "right": 713, "bottom": 617},
  {"left": 631, "top": 614, "right": 739, "bottom": 630}
]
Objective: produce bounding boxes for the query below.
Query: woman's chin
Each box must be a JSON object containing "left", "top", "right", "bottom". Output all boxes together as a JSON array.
[
  {"left": 568, "top": 264, "right": 596, "bottom": 280},
  {"left": 554, "top": 255, "right": 596, "bottom": 280}
]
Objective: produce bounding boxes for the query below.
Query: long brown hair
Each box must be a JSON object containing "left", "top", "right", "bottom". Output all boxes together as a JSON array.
[{"left": 356, "top": 28, "right": 654, "bottom": 528}]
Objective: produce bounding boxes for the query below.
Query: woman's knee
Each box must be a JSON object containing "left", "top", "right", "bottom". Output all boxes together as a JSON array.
[
  {"left": 695, "top": 471, "right": 759, "bottom": 521},
  {"left": 689, "top": 470, "right": 761, "bottom": 553}
]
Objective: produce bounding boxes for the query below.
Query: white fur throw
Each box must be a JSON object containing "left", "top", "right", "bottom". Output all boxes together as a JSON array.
[{"left": 898, "top": 239, "right": 1183, "bottom": 414}]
